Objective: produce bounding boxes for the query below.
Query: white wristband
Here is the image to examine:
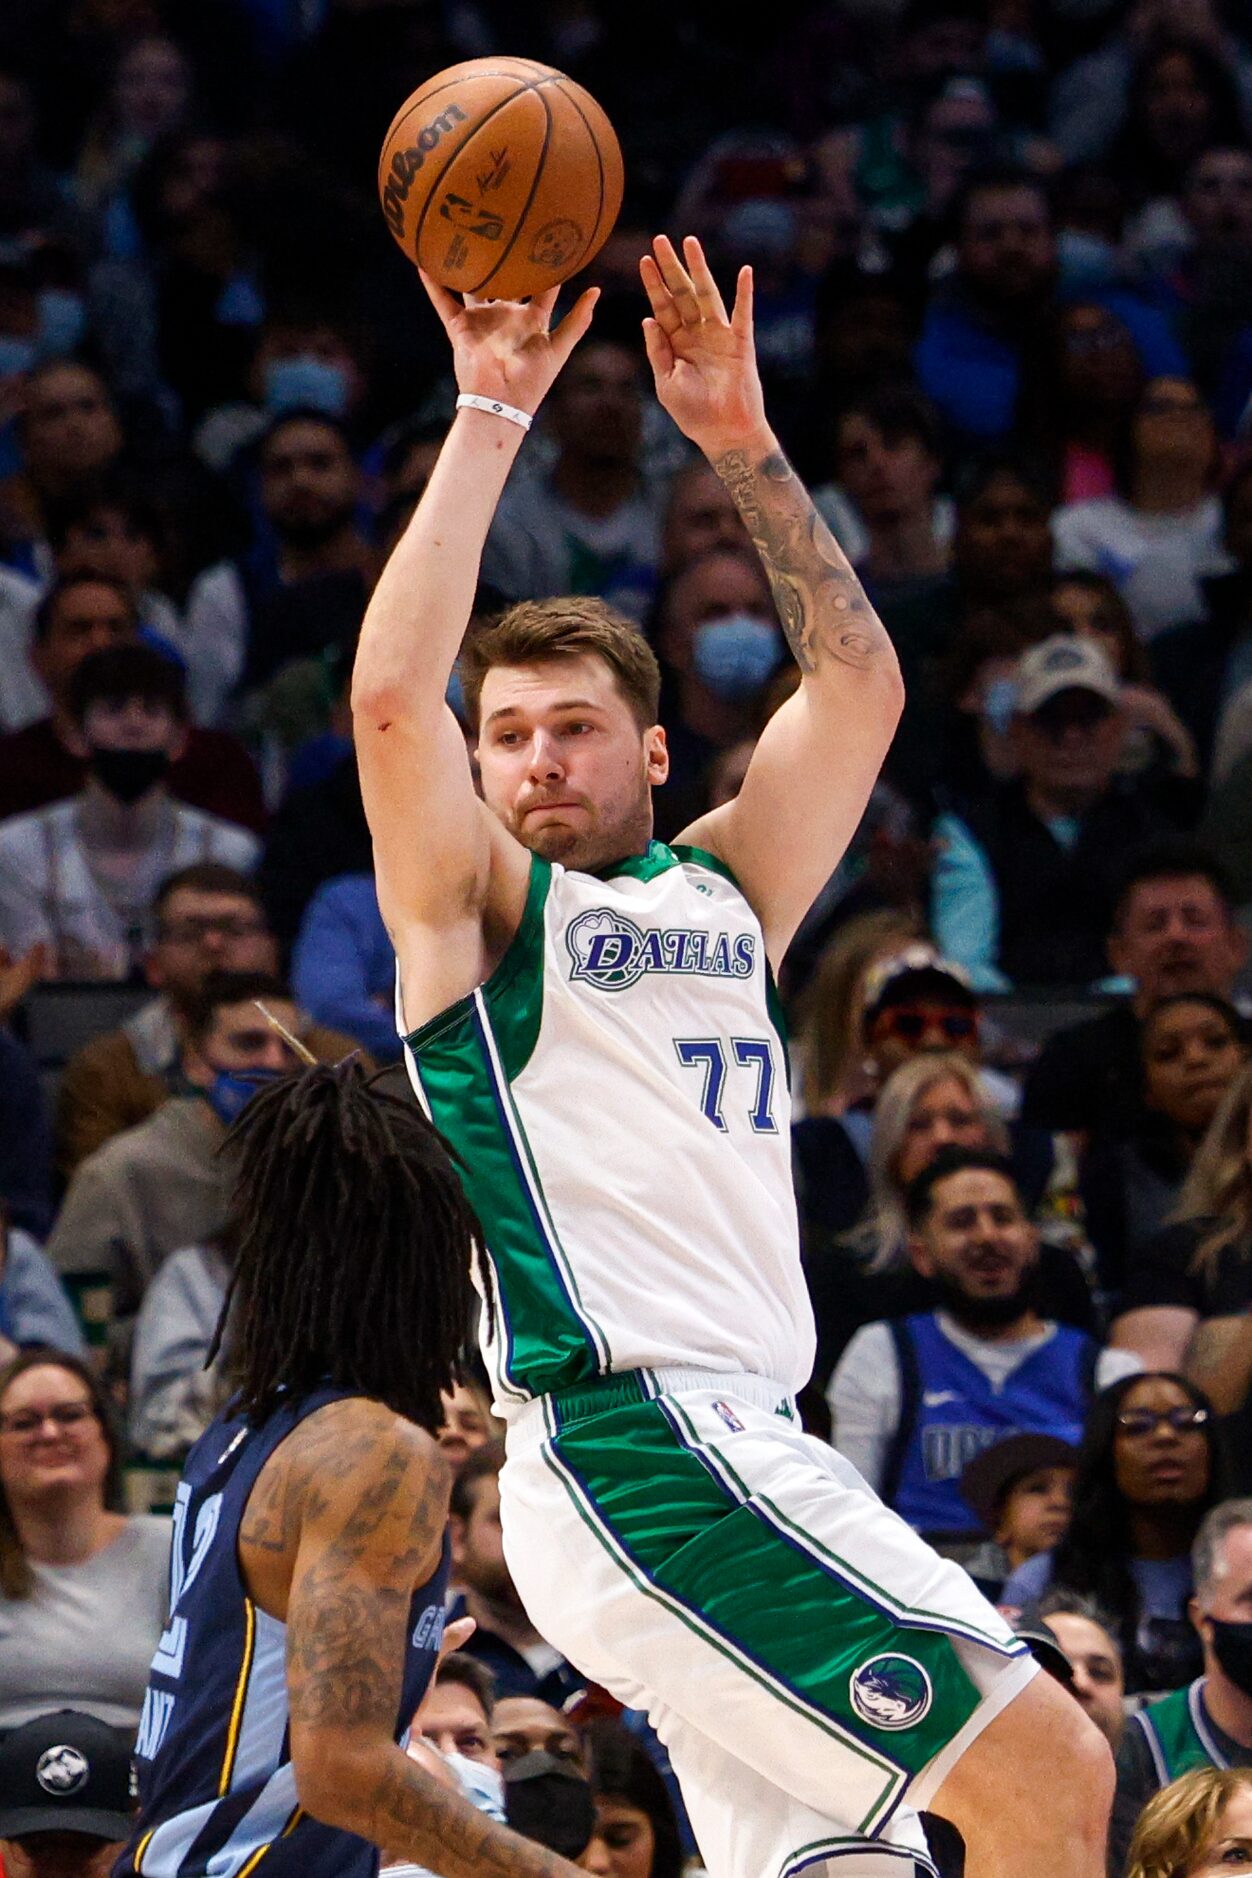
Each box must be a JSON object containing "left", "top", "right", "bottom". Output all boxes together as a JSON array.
[{"left": 456, "top": 393, "right": 533, "bottom": 432}]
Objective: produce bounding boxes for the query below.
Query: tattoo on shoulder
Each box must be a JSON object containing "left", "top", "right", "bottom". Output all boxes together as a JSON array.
[{"left": 713, "top": 445, "right": 891, "bottom": 677}]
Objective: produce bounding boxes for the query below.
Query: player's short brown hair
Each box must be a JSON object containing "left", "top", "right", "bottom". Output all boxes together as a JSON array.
[{"left": 458, "top": 597, "right": 661, "bottom": 734}]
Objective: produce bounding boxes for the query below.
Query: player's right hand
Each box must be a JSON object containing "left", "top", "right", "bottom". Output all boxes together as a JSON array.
[{"left": 418, "top": 273, "right": 599, "bottom": 419}]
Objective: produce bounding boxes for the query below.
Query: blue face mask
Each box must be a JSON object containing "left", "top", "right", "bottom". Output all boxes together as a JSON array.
[
  {"left": 205, "top": 1066, "right": 283, "bottom": 1128},
  {"left": 446, "top": 664, "right": 467, "bottom": 724},
  {"left": 37, "top": 289, "right": 87, "bottom": 359},
  {"left": 692, "top": 612, "right": 782, "bottom": 702},
  {"left": 263, "top": 354, "right": 350, "bottom": 418},
  {"left": 982, "top": 675, "right": 1019, "bottom": 735},
  {"left": 0, "top": 334, "right": 36, "bottom": 380}
]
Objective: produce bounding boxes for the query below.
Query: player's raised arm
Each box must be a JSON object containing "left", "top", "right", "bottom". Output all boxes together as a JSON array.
[
  {"left": 350, "top": 278, "right": 598, "bottom": 1001},
  {"left": 268, "top": 1400, "right": 584, "bottom": 1878},
  {"left": 641, "top": 236, "right": 904, "bottom": 968}
]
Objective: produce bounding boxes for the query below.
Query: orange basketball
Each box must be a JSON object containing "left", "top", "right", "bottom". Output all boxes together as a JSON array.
[{"left": 378, "top": 56, "right": 624, "bottom": 300}]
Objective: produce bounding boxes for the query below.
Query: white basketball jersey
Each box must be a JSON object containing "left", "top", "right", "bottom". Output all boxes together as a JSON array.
[{"left": 402, "top": 841, "right": 815, "bottom": 1416}]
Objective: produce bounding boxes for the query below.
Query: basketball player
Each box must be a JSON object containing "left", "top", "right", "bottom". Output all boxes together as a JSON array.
[
  {"left": 351, "top": 237, "right": 1112, "bottom": 1878},
  {"left": 117, "top": 1060, "right": 590, "bottom": 1878}
]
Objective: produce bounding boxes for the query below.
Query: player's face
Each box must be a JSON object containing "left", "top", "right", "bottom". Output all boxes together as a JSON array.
[{"left": 476, "top": 654, "right": 667, "bottom": 872}]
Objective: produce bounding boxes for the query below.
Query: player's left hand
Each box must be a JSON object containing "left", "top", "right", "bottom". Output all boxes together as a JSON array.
[{"left": 640, "top": 235, "right": 769, "bottom": 460}]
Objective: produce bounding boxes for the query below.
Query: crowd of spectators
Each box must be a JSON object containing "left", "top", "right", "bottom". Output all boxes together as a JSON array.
[{"left": 5, "top": 0, "right": 1252, "bottom": 1872}]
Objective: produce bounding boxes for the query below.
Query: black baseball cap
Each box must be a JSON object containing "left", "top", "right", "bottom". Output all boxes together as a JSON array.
[
  {"left": 960, "top": 1433, "right": 1079, "bottom": 1532},
  {"left": 0, "top": 1712, "right": 137, "bottom": 1841}
]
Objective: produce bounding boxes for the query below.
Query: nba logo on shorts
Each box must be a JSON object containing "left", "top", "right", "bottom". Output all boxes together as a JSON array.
[
  {"left": 712, "top": 1400, "right": 744, "bottom": 1433},
  {"left": 848, "top": 1654, "right": 933, "bottom": 1731}
]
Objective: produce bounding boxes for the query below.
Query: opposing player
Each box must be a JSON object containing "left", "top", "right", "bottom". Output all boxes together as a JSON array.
[
  {"left": 351, "top": 238, "right": 1113, "bottom": 1877},
  {"left": 117, "top": 1059, "right": 590, "bottom": 1878}
]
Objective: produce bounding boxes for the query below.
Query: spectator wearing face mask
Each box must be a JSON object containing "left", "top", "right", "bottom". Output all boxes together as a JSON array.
[
  {"left": 44, "top": 971, "right": 304, "bottom": 1324},
  {"left": 0, "top": 644, "right": 257, "bottom": 980},
  {"left": 650, "top": 546, "right": 782, "bottom": 837},
  {"left": 193, "top": 307, "right": 370, "bottom": 475},
  {"left": 1110, "top": 1500, "right": 1252, "bottom": 1876},
  {"left": 55, "top": 861, "right": 357, "bottom": 1175},
  {"left": 933, "top": 634, "right": 1175, "bottom": 989},
  {"left": 0, "top": 576, "right": 263, "bottom": 832}
]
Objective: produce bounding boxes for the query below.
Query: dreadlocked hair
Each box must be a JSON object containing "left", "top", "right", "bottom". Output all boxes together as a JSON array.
[{"left": 212, "top": 1058, "right": 485, "bottom": 1433}]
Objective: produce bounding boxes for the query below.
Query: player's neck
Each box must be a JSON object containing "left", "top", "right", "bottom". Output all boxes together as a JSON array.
[{"left": 459, "top": 1584, "right": 545, "bottom": 1651}]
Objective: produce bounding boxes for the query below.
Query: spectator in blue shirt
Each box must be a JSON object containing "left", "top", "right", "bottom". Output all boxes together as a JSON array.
[
  {"left": 915, "top": 166, "right": 1186, "bottom": 445},
  {"left": 290, "top": 870, "right": 396, "bottom": 1061}
]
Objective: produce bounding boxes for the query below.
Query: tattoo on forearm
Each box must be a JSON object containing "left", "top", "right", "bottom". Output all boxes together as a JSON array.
[
  {"left": 714, "top": 446, "right": 892, "bottom": 676},
  {"left": 368, "top": 1757, "right": 573, "bottom": 1878}
]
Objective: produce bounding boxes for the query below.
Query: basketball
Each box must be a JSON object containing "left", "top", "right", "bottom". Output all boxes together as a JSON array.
[{"left": 377, "top": 56, "right": 624, "bottom": 301}]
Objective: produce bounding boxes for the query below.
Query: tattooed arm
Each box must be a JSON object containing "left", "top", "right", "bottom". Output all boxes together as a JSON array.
[
  {"left": 640, "top": 236, "right": 904, "bottom": 966},
  {"left": 240, "top": 1397, "right": 583, "bottom": 1878}
]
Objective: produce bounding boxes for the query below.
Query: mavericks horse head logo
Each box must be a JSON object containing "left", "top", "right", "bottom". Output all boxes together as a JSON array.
[{"left": 848, "top": 1654, "right": 933, "bottom": 1731}]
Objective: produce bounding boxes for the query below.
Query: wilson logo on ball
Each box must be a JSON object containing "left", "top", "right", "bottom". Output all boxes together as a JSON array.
[{"left": 380, "top": 105, "right": 469, "bottom": 238}]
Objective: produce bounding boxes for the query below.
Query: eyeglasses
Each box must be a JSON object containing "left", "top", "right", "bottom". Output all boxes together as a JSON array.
[
  {"left": 1115, "top": 1405, "right": 1210, "bottom": 1438},
  {"left": 877, "top": 1008, "right": 977, "bottom": 1044},
  {"left": 0, "top": 1400, "right": 97, "bottom": 1438},
  {"left": 158, "top": 916, "right": 267, "bottom": 945}
]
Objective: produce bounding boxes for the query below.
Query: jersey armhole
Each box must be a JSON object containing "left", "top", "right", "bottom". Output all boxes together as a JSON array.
[{"left": 403, "top": 854, "right": 551, "bottom": 1067}]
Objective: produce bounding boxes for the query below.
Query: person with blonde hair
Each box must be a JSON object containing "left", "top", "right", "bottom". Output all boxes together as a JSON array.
[
  {"left": 1113, "top": 1062, "right": 1252, "bottom": 1462},
  {"left": 807, "top": 1053, "right": 1097, "bottom": 1388},
  {"left": 1126, "top": 1765, "right": 1252, "bottom": 1878}
]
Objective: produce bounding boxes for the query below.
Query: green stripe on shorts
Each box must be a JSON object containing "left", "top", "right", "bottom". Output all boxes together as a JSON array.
[{"left": 547, "top": 1393, "right": 983, "bottom": 1826}]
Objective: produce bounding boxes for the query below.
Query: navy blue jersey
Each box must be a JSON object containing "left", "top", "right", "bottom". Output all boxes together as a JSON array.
[{"left": 118, "top": 1387, "right": 449, "bottom": 1878}]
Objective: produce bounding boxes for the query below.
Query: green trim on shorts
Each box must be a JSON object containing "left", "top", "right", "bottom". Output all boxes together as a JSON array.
[{"left": 545, "top": 1391, "right": 985, "bottom": 1835}]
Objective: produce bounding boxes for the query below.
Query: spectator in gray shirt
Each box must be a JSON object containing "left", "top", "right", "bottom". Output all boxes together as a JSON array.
[{"left": 0, "top": 1350, "right": 168, "bottom": 1732}]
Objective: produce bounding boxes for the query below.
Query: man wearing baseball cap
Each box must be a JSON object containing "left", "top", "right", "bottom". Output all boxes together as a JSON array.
[
  {"left": 932, "top": 633, "right": 1174, "bottom": 989},
  {"left": 0, "top": 1710, "right": 136, "bottom": 1878}
]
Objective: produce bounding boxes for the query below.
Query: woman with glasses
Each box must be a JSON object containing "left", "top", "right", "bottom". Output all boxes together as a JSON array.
[
  {"left": 1003, "top": 1371, "right": 1224, "bottom": 1693},
  {"left": 0, "top": 1347, "right": 169, "bottom": 1729}
]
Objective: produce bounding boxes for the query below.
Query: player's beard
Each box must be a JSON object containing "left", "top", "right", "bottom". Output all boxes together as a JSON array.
[{"left": 509, "top": 776, "right": 653, "bottom": 872}]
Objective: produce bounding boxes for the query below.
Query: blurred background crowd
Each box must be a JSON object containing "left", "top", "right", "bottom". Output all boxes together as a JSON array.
[{"left": 5, "top": 0, "right": 1252, "bottom": 1873}]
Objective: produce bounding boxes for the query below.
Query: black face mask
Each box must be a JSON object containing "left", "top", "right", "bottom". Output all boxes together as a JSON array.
[
  {"left": 503, "top": 1751, "right": 596, "bottom": 1860},
  {"left": 1209, "top": 1617, "right": 1252, "bottom": 1696},
  {"left": 87, "top": 746, "right": 171, "bottom": 805}
]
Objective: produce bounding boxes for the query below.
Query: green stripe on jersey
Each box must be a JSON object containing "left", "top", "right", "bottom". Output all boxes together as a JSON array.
[
  {"left": 406, "top": 856, "right": 606, "bottom": 1395},
  {"left": 547, "top": 1394, "right": 983, "bottom": 1832}
]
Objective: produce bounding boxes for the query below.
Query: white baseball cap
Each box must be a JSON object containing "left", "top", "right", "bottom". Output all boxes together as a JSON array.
[{"left": 1014, "top": 634, "right": 1121, "bottom": 717}]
